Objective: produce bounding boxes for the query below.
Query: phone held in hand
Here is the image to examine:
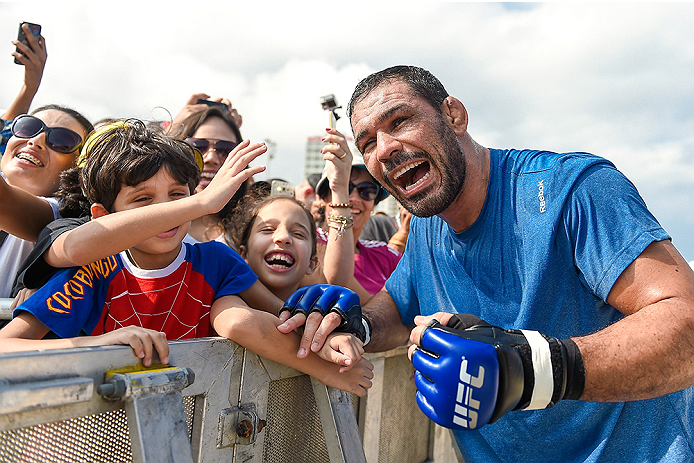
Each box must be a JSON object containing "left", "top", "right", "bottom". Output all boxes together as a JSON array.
[
  {"left": 196, "top": 99, "right": 229, "bottom": 111},
  {"left": 14, "top": 22, "right": 41, "bottom": 65}
]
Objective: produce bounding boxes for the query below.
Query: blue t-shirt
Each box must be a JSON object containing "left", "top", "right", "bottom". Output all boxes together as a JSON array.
[
  {"left": 15, "top": 241, "right": 257, "bottom": 340},
  {"left": 386, "top": 149, "right": 692, "bottom": 462}
]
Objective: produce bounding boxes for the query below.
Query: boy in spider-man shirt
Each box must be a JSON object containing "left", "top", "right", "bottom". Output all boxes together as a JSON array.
[{"left": 0, "top": 121, "right": 373, "bottom": 396}]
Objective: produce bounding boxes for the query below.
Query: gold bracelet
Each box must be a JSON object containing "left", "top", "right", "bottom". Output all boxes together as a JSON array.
[
  {"left": 327, "top": 213, "right": 354, "bottom": 240},
  {"left": 328, "top": 202, "right": 353, "bottom": 209}
]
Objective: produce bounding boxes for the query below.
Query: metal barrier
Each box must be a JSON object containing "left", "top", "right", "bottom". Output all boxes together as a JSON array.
[{"left": 0, "top": 337, "right": 459, "bottom": 462}]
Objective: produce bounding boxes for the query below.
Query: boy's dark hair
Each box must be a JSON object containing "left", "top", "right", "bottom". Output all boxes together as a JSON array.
[
  {"left": 347, "top": 65, "right": 449, "bottom": 123},
  {"left": 229, "top": 195, "right": 317, "bottom": 259},
  {"left": 80, "top": 120, "right": 201, "bottom": 213}
]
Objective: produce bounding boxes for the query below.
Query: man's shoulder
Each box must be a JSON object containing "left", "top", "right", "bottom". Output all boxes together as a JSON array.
[{"left": 494, "top": 149, "right": 613, "bottom": 176}]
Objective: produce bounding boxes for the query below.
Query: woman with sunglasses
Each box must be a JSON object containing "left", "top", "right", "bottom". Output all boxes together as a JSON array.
[
  {"left": 0, "top": 105, "right": 92, "bottom": 298},
  {"left": 169, "top": 100, "right": 247, "bottom": 245},
  {"left": 304, "top": 127, "right": 402, "bottom": 304}
]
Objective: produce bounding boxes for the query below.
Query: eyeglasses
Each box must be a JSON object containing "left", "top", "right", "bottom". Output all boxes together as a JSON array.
[
  {"left": 11, "top": 114, "right": 84, "bottom": 154},
  {"left": 349, "top": 181, "right": 380, "bottom": 201},
  {"left": 185, "top": 138, "right": 238, "bottom": 158}
]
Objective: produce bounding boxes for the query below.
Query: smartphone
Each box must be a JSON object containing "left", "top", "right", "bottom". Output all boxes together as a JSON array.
[
  {"left": 14, "top": 22, "right": 41, "bottom": 65},
  {"left": 196, "top": 99, "right": 229, "bottom": 110}
]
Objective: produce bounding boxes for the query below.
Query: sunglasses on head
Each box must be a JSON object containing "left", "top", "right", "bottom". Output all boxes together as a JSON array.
[
  {"left": 11, "top": 114, "right": 83, "bottom": 154},
  {"left": 349, "top": 181, "right": 380, "bottom": 202},
  {"left": 185, "top": 138, "right": 238, "bottom": 158}
]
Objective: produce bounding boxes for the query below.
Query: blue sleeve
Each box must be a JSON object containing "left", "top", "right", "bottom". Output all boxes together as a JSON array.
[
  {"left": 190, "top": 242, "right": 257, "bottom": 297},
  {"left": 563, "top": 164, "right": 670, "bottom": 301},
  {"left": 385, "top": 217, "right": 422, "bottom": 327},
  {"left": 13, "top": 256, "right": 119, "bottom": 338}
]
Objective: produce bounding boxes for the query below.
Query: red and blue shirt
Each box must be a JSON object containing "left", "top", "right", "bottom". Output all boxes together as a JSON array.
[{"left": 14, "top": 241, "right": 257, "bottom": 340}]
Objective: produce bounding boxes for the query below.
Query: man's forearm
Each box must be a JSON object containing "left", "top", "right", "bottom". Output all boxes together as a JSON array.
[
  {"left": 576, "top": 298, "right": 694, "bottom": 402},
  {"left": 363, "top": 290, "right": 410, "bottom": 353}
]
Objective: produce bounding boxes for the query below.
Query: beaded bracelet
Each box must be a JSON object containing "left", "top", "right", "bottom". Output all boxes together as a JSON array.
[
  {"left": 328, "top": 202, "right": 353, "bottom": 209},
  {"left": 327, "top": 213, "right": 354, "bottom": 240}
]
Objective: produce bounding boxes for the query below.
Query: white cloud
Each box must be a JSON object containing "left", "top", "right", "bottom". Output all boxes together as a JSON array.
[{"left": 1, "top": 1, "right": 693, "bottom": 257}]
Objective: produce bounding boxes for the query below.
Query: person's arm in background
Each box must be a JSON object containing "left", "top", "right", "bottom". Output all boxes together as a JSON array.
[
  {"left": 0, "top": 175, "right": 56, "bottom": 241},
  {"left": 166, "top": 93, "right": 243, "bottom": 134},
  {"left": 2, "top": 24, "right": 47, "bottom": 121},
  {"left": 388, "top": 206, "right": 412, "bottom": 254},
  {"left": 316, "top": 128, "right": 373, "bottom": 303}
]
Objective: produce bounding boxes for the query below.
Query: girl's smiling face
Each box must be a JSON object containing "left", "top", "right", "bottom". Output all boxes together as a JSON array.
[
  {"left": 2, "top": 109, "right": 88, "bottom": 197},
  {"left": 240, "top": 198, "right": 318, "bottom": 300}
]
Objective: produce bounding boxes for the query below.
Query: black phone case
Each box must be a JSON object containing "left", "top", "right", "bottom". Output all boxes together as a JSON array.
[{"left": 14, "top": 22, "right": 41, "bottom": 65}]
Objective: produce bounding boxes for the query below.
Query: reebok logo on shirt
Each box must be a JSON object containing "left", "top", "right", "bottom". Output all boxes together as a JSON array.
[{"left": 538, "top": 180, "right": 546, "bottom": 213}]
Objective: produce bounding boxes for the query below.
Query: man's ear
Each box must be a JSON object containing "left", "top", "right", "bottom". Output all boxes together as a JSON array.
[
  {"left": 238, "top": 245, "right": 248, "bottom": 260},
  {"left": 90, "top": 203, "right": 109, "bottom": 219},
  {"left": 441, "top": 96, "right": 469, "bottom": 136}
]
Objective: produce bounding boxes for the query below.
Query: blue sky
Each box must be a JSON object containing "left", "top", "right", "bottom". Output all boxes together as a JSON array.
[{"left": 2, "top": 2, "right": 694, "bottom": 259}]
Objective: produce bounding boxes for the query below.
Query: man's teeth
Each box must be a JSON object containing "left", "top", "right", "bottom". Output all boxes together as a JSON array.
[
  {"left": 16, "top": 153, "right": 43, "bottom": 166},
  {"left": 405, "top": 171, "right": 430, "bottom": 191},
  {"left": 393, "top": 160, "right": 425, "bottom": 180}
]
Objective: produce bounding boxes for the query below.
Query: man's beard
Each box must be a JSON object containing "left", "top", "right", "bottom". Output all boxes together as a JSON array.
[{"left": 382, "top": 127, "right": 466, "bottom": 218}]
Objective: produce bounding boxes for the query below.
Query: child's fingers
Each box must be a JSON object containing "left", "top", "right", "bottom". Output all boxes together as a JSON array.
[{"left": 150, "top": 331, "right": 169, "bottom": 364}]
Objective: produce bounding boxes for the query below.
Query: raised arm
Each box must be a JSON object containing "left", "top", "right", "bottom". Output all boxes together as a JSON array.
[
  {"left": 45, "top": 141, "right": 266, "bottom": 267},
  {"left": 317, "top": 128, "right": 373, "bottom": 303},
  {"left": 3, "top": 25, "right": 47, "bottom": 120}
]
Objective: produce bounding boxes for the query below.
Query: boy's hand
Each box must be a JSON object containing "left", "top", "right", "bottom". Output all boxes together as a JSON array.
[
  {"left": 318, "top": 332, "right": 364, "bottom": 372},
  {"left": 84, "top": 326, "right": 169, "bottom": 367},
  {"left": 198, "top": 139, "right": 267, "bottom": 214}
]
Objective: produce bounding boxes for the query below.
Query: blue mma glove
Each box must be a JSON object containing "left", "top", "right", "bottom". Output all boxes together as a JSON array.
[
  {"left": 280, "top": 284, "right": 367, "bottom": 342},
  {"left": 412, "top": 314, "right": 584, "bottom": 430}
]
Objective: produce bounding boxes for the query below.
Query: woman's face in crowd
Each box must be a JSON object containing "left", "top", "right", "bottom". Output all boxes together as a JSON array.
[
  {"left": 347, "top": 168, "right": 376, "bottom": 234},
  {"left": 2, "top": 109, "right": 87, "bottom": 197},
  {"left": 191, "top": 116, "right": 239, "bottom": 193}
]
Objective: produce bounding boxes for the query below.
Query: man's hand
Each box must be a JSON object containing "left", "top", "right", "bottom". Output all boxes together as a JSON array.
[
  {"left": 279, "top": 284, "right": 366, "bottom": 358},
  {"left": 409, "top": 313, "right": 584, "bottom": 430}
]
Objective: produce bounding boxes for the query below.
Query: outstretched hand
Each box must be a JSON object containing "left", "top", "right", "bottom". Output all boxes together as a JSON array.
[{"left": 196, "top": 140, "right": 267, "bottom": 214}]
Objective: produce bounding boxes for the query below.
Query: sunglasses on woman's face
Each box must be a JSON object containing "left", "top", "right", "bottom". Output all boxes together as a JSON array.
[
  {"left": 349, "top": 181, "right": 380, "bottom": 202},
  {"left": 11, "top": 114, "right": 84, "bottom": 154},
  {"left": 185, "top": 138, "right": 238, "bottom": 158}
]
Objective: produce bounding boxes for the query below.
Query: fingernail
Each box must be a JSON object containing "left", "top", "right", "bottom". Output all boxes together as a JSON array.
[
  {"left": 321, "top": 137, "right": 326, "bottom": 142},
  {"left": 298, "top": 348, "right": 306, "bottom": 356},
  {"left": 311, "top": 342, "right": 320, "bottom": 351}
]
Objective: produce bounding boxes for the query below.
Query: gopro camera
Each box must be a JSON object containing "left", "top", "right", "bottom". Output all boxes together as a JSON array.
[{"left": 320, "top": 94, "right": 339, "bottom": 111}]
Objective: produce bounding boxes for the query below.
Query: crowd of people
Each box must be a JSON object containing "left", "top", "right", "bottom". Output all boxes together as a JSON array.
[
  {"left": 3, "top": 27, "right": 694, "bottom": 463},
  {"left": 0, "top": 28, "right": 408, "bottom": 398}
]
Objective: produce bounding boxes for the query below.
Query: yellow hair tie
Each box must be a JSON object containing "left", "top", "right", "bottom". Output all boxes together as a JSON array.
[{"left": 77, "top": 121, "right": 130, "bottom": 168}]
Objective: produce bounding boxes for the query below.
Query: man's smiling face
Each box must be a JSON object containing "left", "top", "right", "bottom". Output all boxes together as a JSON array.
[{"left": 351, "top": 80, "right": 466, "bottom": 218}]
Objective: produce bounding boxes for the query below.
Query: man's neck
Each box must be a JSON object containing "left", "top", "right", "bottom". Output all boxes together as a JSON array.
[{"left": 438, "top": 142, "right": 491, "bottom": 233}]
